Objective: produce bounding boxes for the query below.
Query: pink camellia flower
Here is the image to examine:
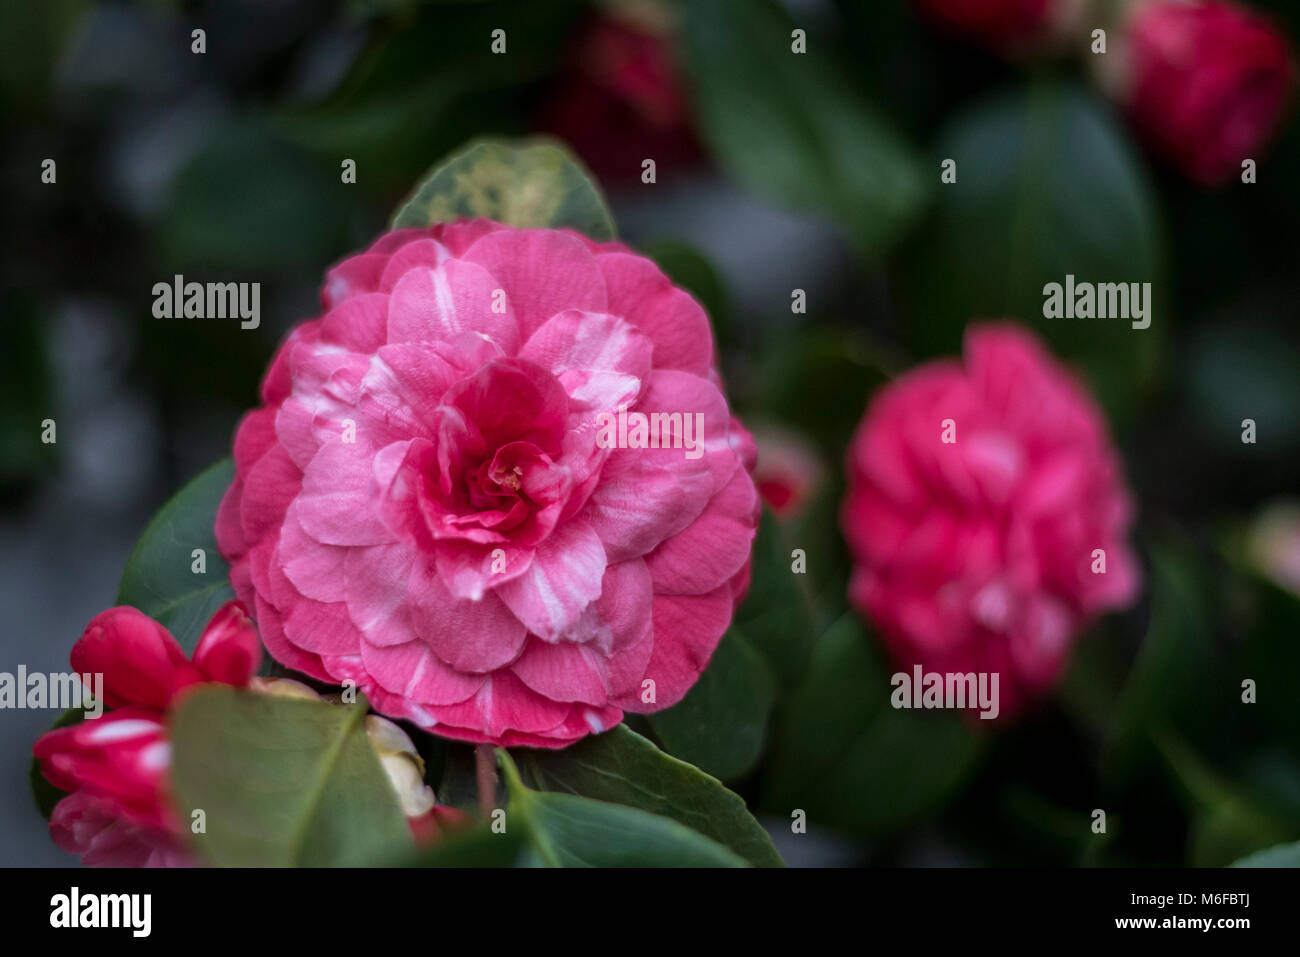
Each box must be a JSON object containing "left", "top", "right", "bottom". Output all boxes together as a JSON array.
[
  {"left": 841, "top": 324, "right": 1140, "bottom": 718},
  {"left": 216, "top": 220, "right": 758, "bottom": 749},
  {"left": 1120, "top": 0, "right": 1295, "bottom": 186},
  {"left": 915, "top": 0, "right": 1077, "bottom": 51},
  {"left": 33, "top": 602, "right": 260, "bottom": 867}
]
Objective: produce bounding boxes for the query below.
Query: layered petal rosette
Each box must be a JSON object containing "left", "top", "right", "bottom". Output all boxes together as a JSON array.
[
  {"left": 841, "top": 324, "right": 1140, "bottom": 717},
  {"left": 216, "top": 221, "right": 758, "bottom": 748}
]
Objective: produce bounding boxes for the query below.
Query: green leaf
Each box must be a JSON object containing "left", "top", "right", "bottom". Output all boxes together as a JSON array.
[
  {"left": 1235, "top": 573, "right": 1300, "bottom": 753},
  {"left": 1190, "top": 797, "right": 1295, "bottom": 867},
  {"left": 0, "top": 0, "right": 86, "bottom": 115},
  {"left": 1231, "top": 839, "right": 1300, "bottom": 867},
  {"left": 391, "top": 137, "right": 615, "bottom": 239},
  {"left": 755, "top": 328, "right": 895, "bottom": 451},
  {"left": 1104, "top": 550, "right": 1216, "bottom": 790},
  {"left": 1185, "top": 318, "right": 1300, "bottom": 461},
  {"left": 900, "top": 80, "right": 1163, "bottom": 419},
  {"left": 1155, "top": 732, "right": 1297, "bottom": 866},
  {"left": 734, "top": 509, "right": 818, "bottom": 687},
  {"left": 513, "top": 725, "right": 782, "bottom": 866},
  {"left": 683, "top": 0, "right": 928, "bottom": 257},
  {"left": 763, "top": 614, "right": 983, "bottom": 840},
  {"left": 275, "top": 1, "right": 585, "bottom": 191},
  {"left": 161, "top": 121, "right": 353, "bottom": 274},
  {"left": 648, "top": 628, "right": 776, "bottom": 781},
  {"left": 117, "top": 459, "right": 237, "bottom": 655},
  {"left": 170, "top": 686, "right": 412, "bottom": 866},
  {"left": 499, "top": 750, "right": 746, "bottom": 867}
]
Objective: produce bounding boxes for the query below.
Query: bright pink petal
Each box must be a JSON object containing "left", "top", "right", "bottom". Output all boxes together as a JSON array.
[
  {"left": 69, "top": 608, "right": 196, "bottom": 711},
  {"left": 192, "top": 601, "right": 262, "bottom": 686},
  {"left": 297, "top": 440, "right": 396, "bottom": 546}
]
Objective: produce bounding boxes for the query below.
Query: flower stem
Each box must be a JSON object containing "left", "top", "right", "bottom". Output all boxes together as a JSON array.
[{"left": 474, "top": 743, "right": 497, "bottom": 818}]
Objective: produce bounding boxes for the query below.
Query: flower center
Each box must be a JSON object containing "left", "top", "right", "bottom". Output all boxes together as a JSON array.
[{"left": 493, "top": 465, "right": 523, "bottom": 492}]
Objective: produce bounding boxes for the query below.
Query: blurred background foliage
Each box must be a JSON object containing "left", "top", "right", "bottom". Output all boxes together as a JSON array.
[{"left": 2, "top": 0, "right": 1299, "bottom": 866}]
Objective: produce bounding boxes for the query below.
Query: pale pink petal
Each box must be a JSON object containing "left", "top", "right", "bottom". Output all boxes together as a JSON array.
[
  {"left": 387, "top": 259, "right": 520, "bottom": 352},
  {"left": 360, "top": 639, "right": 485, "bottom": 706},
  {"left": 495, "top": 519, "right": 607, "bottom": 641},
  {"left": 595, "top": 250, "right": 714, "bottom": 375},
  {"left": 239, "top": 445, "right": 301, "bottom": 545},
  {"left": 510, "top": 638, "right": 609, "bottom": 705},
  {"left": 297, "top": 440, "right": 395, "bottom": 546},
  {"left": 409, "top": 554, "right": 528, "bottom": 672},
  {"left": 462, "top": 229, "right": 607, "bottom": 339},
  {"left": 377, "top": 237, "right": 452, "bottom": 290},
  {"left": 644, "top": 465, "right": 759, "bottom": 595},
  {"left": 343, "top": 543, "right": 418, "bottom": 647},
  {"left": 319, "top": 292, "right": 390, "bottom": 353},
  {"left": 280, "top": 503, "right": 350, "bottom": 603}
]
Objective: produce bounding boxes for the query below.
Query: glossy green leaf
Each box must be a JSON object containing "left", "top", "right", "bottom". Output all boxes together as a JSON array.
[
  {"left": 1104, "top": 550, "right": 1216, "bottom": 789},
  {"left": 117, "top": 459, "right": 236, "bottom": 655},
  {"left": 683, "top": 0, "right": 928, "bottom": 257},
  {"left": 1155, "top": 732, "right": 1296, "bottom": 866},
  {"left": 391, "top": 137, "right": 615, "bottom": 239},
  {"left": 756, "top": 329, "right": 894, "bottom": 452},
  {"left": 900, "top": 80, "right": 1162, "bottom": 418},
  {"left": 170, "top": 686, "right": 412, "bottom": 866},
  {"left": 500, "top": 750, "right": 746, "bottom": 867},
  {"left": 161, "top": 121, "right": 352, "bottom": 274},
  {"left": 648, "top": 628, "right": 776, "bottom": 781},
  {"left": 763, "top": 614, "right": 983, "bottom": 839},
  {"left": 513, "top": 725, "right": 782, "bottom": 867},
  {"left": 734, "top": 509, "right": 818, "bottom": 687},
  {"left": 278, "top": 1, "right": 585, "bottom": 191}
]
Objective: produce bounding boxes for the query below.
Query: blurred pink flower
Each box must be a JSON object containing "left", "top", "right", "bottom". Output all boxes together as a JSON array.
[
  {"left": 217, "top": 220, "right": 757, "bottom": 749},
  {"left": 1120, "top": 0, "right": 1294, "bottom": 186},
  {"left": 841, "top": 323, "right": 1140, "bottom": 717},
  {"left": 536, "top": 7, "right": 701, "bottom": 184}
]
